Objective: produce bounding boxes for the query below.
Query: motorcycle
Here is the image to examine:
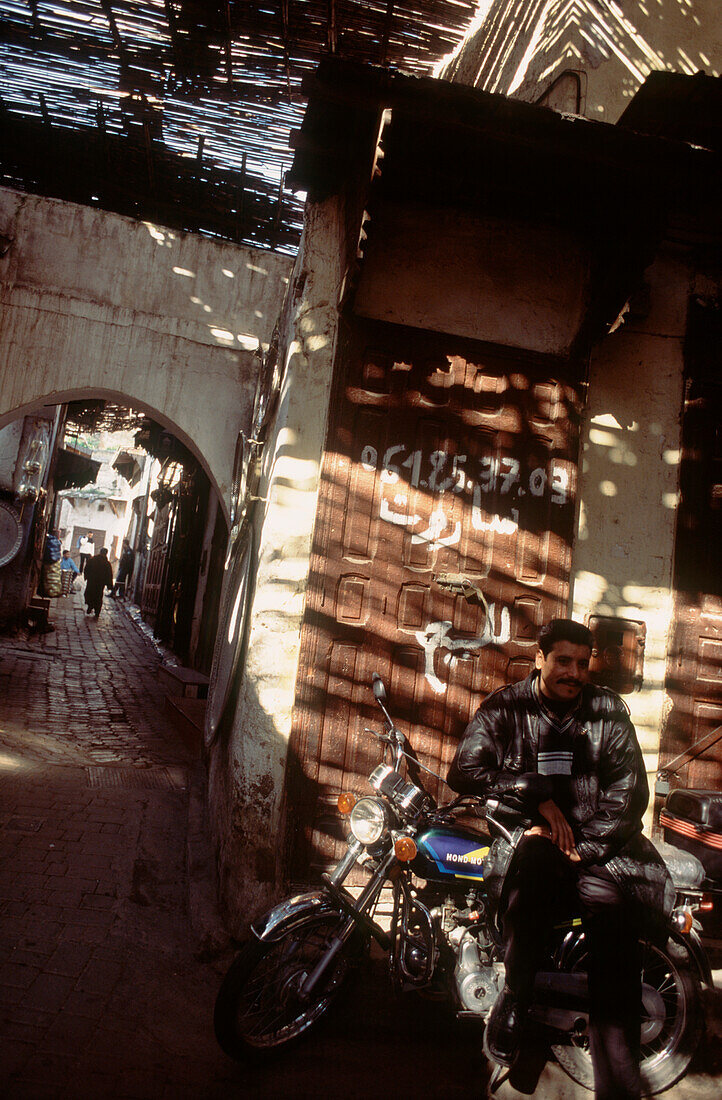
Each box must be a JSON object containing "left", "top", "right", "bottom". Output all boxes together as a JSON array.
[{"left": 214, "top": 674, "right": 712, "bottom": 1094}]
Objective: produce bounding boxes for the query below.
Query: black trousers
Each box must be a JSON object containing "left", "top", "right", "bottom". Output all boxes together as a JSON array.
[{"left": 502, "top": 835, "right": 642, "bottom": 1100}]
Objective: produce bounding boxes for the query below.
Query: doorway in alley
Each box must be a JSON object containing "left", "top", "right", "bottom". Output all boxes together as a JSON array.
[
  {"left": 0, "top": 396, "right": 227, "bottom": 675},
  {"left": 287, "top": 317, "right": 585, "bottom": 881}
]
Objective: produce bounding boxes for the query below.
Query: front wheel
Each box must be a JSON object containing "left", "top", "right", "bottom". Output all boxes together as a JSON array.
[
  {"left": 553, "top": 936, "right": 704, "bottom": 1095},
  {"left": 214, "top": 914, "right": 358, "bottom": 1061}
]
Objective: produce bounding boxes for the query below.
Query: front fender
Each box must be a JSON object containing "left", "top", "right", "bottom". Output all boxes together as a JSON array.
[{"left": 251, "top": 891, "right": 345, "bottom": 943}]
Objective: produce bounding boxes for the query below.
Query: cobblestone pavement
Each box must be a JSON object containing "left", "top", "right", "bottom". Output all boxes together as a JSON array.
[
  {"left": 0, "top": 591, "right": 490, "bottom": 1099},
  {"left": 1, "top": 590, "right": 721, "bottom": 1099},
  {"left": 0, "top": 590, "right": 235, "bottom": 1098}
]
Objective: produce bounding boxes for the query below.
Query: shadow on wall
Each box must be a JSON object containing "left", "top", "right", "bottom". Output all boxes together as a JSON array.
[{"left": 203, "top": 320, "right": 713, "bottom": 922}]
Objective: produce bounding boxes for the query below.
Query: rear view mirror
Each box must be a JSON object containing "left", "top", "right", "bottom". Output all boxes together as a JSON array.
[{"left": 372, "top": 673, "right": 387, "bottom": 704}]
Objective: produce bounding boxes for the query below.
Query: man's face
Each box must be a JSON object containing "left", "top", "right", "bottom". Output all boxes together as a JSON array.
[{"left": 537, "top": 641, "right": 591, "bottom": 702}]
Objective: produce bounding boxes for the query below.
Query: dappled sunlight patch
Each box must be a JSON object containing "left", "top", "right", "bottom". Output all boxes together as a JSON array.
[
  {"left": 142, "top": 223, "right": 176, "bottom": 247},
  {"left": 0, "top": 749, "right": 34, "bottom": 772}
]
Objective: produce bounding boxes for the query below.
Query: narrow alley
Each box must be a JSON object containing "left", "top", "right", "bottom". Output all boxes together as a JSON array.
[
  {"left": 0, "top": 590, "right": 233, "bottom": 1097},
  {"left": 0, "top": 590, "right": 491, "bottom": 1099}
]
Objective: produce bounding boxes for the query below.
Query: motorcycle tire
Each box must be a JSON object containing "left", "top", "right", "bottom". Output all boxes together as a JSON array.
[
  {"left": 214, "top": 914, "right": 357, "bottom": 1061},
  {"left": 552, "top": 936, "right": 703, "bottom": 1095}
]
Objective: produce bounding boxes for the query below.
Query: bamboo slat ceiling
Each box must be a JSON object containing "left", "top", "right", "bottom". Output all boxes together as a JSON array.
[{"left": 0, "top": 1, "right": 478, "bottom": 252}]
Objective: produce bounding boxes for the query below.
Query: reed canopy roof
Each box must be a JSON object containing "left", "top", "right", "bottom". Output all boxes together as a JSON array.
[{"left": 0, "top": 1, "right": 477, "bottom": 251}]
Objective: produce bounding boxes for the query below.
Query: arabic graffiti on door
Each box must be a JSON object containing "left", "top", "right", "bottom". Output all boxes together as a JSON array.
[{"left": 415, "top": 605, "right": 511, "bottom": 695}]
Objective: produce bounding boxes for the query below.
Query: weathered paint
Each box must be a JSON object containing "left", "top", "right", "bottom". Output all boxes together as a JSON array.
[
  {"left": 207, "top": 195, "right": 348, "bottom": 929},
  {"left": 571, "top": 251, "right": 687, "bottom": 805},
  {"left": 0, "top": 188, "right": 293, "bottom": 519}
]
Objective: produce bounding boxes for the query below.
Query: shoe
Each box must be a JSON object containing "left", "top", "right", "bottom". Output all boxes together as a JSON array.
[{"left": 483, "top": 985, "right": 528, "bottom": 1067}]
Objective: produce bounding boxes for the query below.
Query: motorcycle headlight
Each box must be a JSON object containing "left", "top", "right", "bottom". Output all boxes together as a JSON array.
[{"left": 349, "top": 797, "right": 388, "bottom": 846}]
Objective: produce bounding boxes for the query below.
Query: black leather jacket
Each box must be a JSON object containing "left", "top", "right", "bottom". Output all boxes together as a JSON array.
[{"left": 448, "top": 672, "right": 673, "bottom": 918}]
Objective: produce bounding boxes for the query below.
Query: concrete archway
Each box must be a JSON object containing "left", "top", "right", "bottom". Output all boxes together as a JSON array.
[
  {"left": 0, "top": 187, "right": 294, "bottom": 521},
  {"left": 1, "top": 388, "right": 225, "bottom": 511}
]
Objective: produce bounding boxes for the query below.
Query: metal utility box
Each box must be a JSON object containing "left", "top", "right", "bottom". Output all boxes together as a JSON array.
[{"left": 586, "top": 615, "right": 646, "bottom": 695}]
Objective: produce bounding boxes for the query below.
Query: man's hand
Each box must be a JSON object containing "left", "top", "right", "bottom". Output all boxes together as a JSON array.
[
  {"left": 538, "top": 799, "right": 575, "bottom": 856},
  {"left": 523, "top": 824, "right": 582, "bottom": 863}
]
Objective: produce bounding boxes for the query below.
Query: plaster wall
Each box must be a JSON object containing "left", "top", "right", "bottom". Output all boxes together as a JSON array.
[
  {"left": 208, "top": 196, "right": 348, "bottom": 929},
  {"left": 354, "top": 201, "right": 590, "bottom": 357},
  {"left": 0, "top": 188, "right": 293, "bottom": 518},
  {"left": 571, "top": 250, "right": 689, "bottom": 781},
  {"left": 57, "top": 497, "right": 130, "bottom": 561},
  {"left": 440, "top": 1, "right": 721, "bottom": 124}
]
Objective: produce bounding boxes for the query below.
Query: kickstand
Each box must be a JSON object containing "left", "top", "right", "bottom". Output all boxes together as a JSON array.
[{"left": 489, "top": 1064, "right": 510, "bottom": 1094}]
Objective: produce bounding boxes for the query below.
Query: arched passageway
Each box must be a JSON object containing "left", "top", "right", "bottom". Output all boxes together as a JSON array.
[
  {"left": 0, "top": 187, "right": 294, "bottom": 521},
  {"left": 1, "top": 394, "right": 228, "bottom": 674}
]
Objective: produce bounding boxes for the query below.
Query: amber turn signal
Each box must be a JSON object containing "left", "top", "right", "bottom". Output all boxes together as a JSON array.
[
  {"left": 673, "top": 907, "right": 694, "bottom": 934},
  {"left": 394, "top": 836, "right": 418, "bottom": 862},
  {"left": 337, "top": 792, "right": 357, "bottom": 814}
]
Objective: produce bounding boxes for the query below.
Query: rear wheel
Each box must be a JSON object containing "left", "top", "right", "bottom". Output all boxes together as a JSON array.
[
  {"left": 214, "top": 915, "right": 356, "bottom": 1061},
  {"left": 553, "top": 936, "right": 703, "bottom": 1094}
]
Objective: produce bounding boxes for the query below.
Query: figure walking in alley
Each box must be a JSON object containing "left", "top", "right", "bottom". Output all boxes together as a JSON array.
[
  {"left": 111, "top": 539, "right": 135, "bottom": 599},
  {"left": 78, "top": 531, "right": 94, "bottom": 572},
  {"left": 84, "top": 546, "right": 113, "bottom": 619},
  {"left": 60, "top": 549, "right": 80, "bottom": 595}
]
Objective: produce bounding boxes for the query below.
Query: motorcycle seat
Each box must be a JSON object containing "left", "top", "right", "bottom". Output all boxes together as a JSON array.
[{"left": 653, "top": 839, "right": 705, "bottom": 889}]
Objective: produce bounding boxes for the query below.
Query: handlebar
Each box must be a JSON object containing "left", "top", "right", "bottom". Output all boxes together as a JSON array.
[{"left": 367, "top": 675, "right": 524, "bottom": 847}]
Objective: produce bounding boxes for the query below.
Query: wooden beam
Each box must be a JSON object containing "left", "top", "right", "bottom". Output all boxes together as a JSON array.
[
  {"left": 274, "top": 172, "right": 284, "bottom": 231},
  {"left": 99, "top": 0, "right": 123, "bottom": 50},
  {"left": 381, "top": 0, "right": 395, "bottom": 67},
  {"left": 38, "top": 93, "right": 51, "bottom": 127},
  {"left": 224, "top": 1, "right": 234, "bottom": 85},
  {"left": 143, "top": 119, "right": 156, "bottom": 194},
  {"left": 279, "top": 0, "right": 292, "bottom": 102},
  {"left": 327, "top": 0, "right": 337, "bottom": 55},
  {"left": 96, "top": 99, "right": 109, "bottom": 178},
  {"left": 236, "top": 151, "right": 247, "bottom": 242},
  {"left": 163, "top": 0, "right": 181, "bottom": 52},
  {"left": 29, "top": 0, "right": 42, "bottom": 36}
]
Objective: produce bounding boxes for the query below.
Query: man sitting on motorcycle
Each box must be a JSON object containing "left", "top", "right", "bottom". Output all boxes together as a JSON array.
[{"left": 447, "top": 618, "right": 673, "bottom": 1099}]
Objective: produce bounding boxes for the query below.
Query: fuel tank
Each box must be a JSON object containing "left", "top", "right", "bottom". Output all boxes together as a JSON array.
[{"left": 412, "top": 825, "right": 490, "bottom": 883}]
